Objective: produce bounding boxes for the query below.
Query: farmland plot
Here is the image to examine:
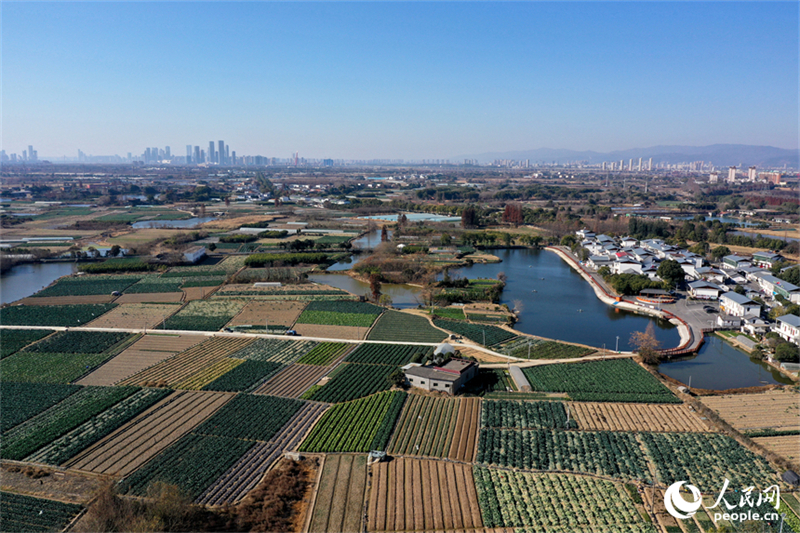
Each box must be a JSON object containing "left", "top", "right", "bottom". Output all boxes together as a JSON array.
[
  {"left": 481, "top": 400, "right": 576, "bottom": 430},
  {"left": 226, "top": 300, "right": 307, "bottom": 328},
  {"left": 310, "top": 455, "right": 368, "bottom": 533},
  {"left": 367, "top": 311, "right": 447, "bottom": 343},
  {"left": 448, "top": 398, "right": 481, "bottom": 462},
  {"left": 308, "top": 363, "right": 396, "bottom": 403},
  {"left": 17, "top": 294, "right": 119, "bottom": 306},
  {"left": 253, "top": 363, "right": 336, "bottom": 398},
  {"left": 388, "top": 395, "right": 460, "bottom": 458},
  {"left": 115, "top": 292, "right": 184, "bottom": 303},
  {"left": 174, "top": 358, "right": 245, "bottom": 390},
  {"left": 0, "top": 329, "right": 54, "bottom": 358},
  {"left": 292, "top": 323, "right": 367, "bottom": 340},
  {"left": 0, "top": 303, "right": 117, "bottom": 327},
  {"left": 754, "top": 435, "right": 799, "bottom": 462},
  {"left": 77, "top": 333, "right": 204, "bottom": 386},
  {"left": 296, "top": 299, "right": 383, "bottom": 328},
  {"left": 228, "top": 338, "right": 316, "bottom": 364},
  {"left": 701, "top": 389, "right": 799, "bottom": 432},
  {"left": 477, "top": 428, "right": 651, "bottom": 481},
  {"left": 0, "top": 491, "right": 83, "bottom": 533},
  {"left": 118, "top": 337, "right": 253, "bottom": 387},
  {"left": 164, "top": 299, "right": 246, "bottom": 331},
  {"left": 202, "top": 360, "right": 284, "bottom": 392},
  {"left": 345, "top": 343, "right": 430, "bottom": 366},
  {"left": 192, "top": 394, "right": 304, "bottom": 442},
  {"left": 22, "top": 330, "right": 133, "bottom": 354},
  {"left": 473, "top": 468, "right": 650, "bottom": 531},
  {"left": 297, "top": 342, "right": 351, "bottom": 365},
  {"left": 32, "top": 275, "right": 140, "bottom": 297},
  {"left": 197, "top": 402, "right": 327, "bottom": 506},
  {"left": 85, "top": 303, "right": 182, "bottom": 329},
  {"left": 2, "top": 350, "right": 135, "bottom": 384},
  {"left": 569, "top": 402, "right": 710, "bottom": 433},
  {"left": 431, "top": 318, "right": 517, "bottom": 346},
  {"left": 65, "top": 391, "right": 232, "bottom": 476},
  {"left": 366, "top": 458, "right": 483, "bottom": 532},
  {"left": 0, "top": 382, "right": 80, "bottom": 433}
]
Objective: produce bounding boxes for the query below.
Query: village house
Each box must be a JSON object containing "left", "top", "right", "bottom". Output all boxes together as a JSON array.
[
  {"left": 775, "top": 314, "right": 800, "bottom": 345},
  {"left": 403, "top": 356, "right": 479, "bottom": 395},
  {"left": 719, "top": 292, "right": 761, "bottom": 318},
  {"left": 688, "top": 280, "right": 723, "bottom": 300}
]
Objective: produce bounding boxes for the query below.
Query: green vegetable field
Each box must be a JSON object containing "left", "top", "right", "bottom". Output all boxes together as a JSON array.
[
  {"left": 367, "top": 310, "right": 447, "bottom": 342},
  {"left": 0, "top": 329, "right": 54, "bottom": 358},
  {"left": 308, "top": 363, "right": 397, "bottom": 403},
  {"left": 0, "top": 304, "right": 117, "bottom": 326}
]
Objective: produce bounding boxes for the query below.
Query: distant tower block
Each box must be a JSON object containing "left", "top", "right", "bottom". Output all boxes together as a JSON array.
[
  {"left": 628, "top": 158, "right": 633, "bottom": 171},
  {"left": 748, "top": 166, "right": 757, "bottom": 181},
  {"left": 619, "top": 159, "right": 623, "bottom": 171},
  {"left": 638, "top": 157, "right": 642, "bottom": 171},
  {"left": 648, "top": 157, "right": 652, "bottom": 171},
  {"left": 727, "top": 166, "right": 737, "bottom": 183}
]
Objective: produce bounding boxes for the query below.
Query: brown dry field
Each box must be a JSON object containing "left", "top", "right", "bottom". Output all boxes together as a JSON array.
[
  {"left": 293, "top": 323, "right": 366, "bottom": 340},
  {"left": 701, "top": 389, "right": 800, "bottom": 432},
  {"left": 1, "top": 462, "right": 102, "bottom": 505},
  {"left": 252, "top": 364, "right": 333, "bottom": 398},
  {"left": 753, "top": 435, "right": 799, "bottom": 462},
  {"left": 115, "top": 292, "right": 184, "bottom": 303},
  {"left": 65, "top": 391, "right": 232, "bottom": 476},
  {"left": 183, "top": 286, "right": 216, "bottom": 301},
  {"left": 448, "top": 398, "right": 481, "bottom": 462},
  {"left": 569, "top": 402, "right": 711, "bottom": 433},
  {"left": 367, "top": 458, "right": 483, "bottom": 532},
  {"left": 84, "top": 303, "right": 182, "bottom": 329},
  {"left": 16, "top": 294, "right": 118, "bottom": 306},
  {"left": 106, "top": 228, "right": 184, "bottom": 246},
  {"left": 77, "top": 333, "right": 205, "bottom": 386},
  {"left": 199, "top": 214, "right": 280, "bottom": 230},
  {"left": 227, "top": 300, "right": 307, "bottom": 327},
  {"left": 118, "top": 336, "right": 253, "bottom": 387},
  {"left": 309, "top": 455, "right": 367, "bottom": 533}
]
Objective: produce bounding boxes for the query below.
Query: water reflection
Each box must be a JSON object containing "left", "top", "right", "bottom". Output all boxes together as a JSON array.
[{"left": 1, "top": 262, "right": 79, "bottom": 305}]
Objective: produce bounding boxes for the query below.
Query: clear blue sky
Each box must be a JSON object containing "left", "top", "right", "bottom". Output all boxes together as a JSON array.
[{"left": 3, "top": 1, "right": 798, "bottom": 160}]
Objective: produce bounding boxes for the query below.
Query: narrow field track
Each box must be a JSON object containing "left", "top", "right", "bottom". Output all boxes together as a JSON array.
[
  {"left": 196, "top": 402, "right": 328, "bottom": 506},
  {"left": 63, "top": 391, "right": 232, "bottom": 476},
  {"left": 568, "top": 402, "right": 711, "bottom": 433}
]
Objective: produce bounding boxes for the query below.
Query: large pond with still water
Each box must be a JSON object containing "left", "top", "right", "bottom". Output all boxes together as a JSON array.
[
  {"left": 657, "top": 336, "right": 793, "bottom": 390},
  {"left": 1, "top": 262, "right": 79, "bottom": 305}
]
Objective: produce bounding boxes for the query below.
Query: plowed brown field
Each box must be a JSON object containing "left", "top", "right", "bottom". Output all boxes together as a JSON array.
[
  {"left": 17, "top": 295, "right": 117, "bottom": 305},
  {"left": 116, "top": 292, "right": 184, "bottom": 303},
  {"left": 569, "top": 402, "right": 710, "bottom": 433},
  {"left": 309, "top": 455, "right": 367, "bottom": 533},
  {"left": 701, "top": 390, "right": 800, "bottom": 432},
  {"left": 252, "top": 363, "right": 333, "bottom": 398},
  {"left": 754, "top": 435, "right": 799, "bottom": 461},
  {"left": 85, "top": 303, "right": 182, "bottom": 329},
  {"left": 77, "top": 333, "right": 205, "bottom": 386},
  {"left": 64, "top": 391, "right": 231, "bottom": 476},
  {"left": 227, "top": 300, "right": 307, "bottom": 328},
  {"left": 183, "top": 286, "right": 215, "bottom": 301},
  {"left": 448, "top": 398, "right": 481, "bottom": 462},
  {"left": 292, "top": 324, "right": 366, "bottom": 340},
  {"left": 367, "top": 458, "right": 482, "bottom": 532}
]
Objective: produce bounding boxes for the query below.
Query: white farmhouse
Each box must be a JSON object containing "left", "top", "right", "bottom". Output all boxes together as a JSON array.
[
  {"left": 719, "top": 292, "right": 761, "bottom": 318},
  {"left": 775, "top": 314, "right": 800, "bottom": 345}
]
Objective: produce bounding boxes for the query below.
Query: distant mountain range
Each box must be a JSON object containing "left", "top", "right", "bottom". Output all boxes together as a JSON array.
[{"left": 456, "top": 144, "right": 799, "bottom": 168}]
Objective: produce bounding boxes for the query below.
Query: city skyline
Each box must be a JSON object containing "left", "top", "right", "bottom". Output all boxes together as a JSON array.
[{"left": 3, "top": 2, "right": 798, "bottom": 159}]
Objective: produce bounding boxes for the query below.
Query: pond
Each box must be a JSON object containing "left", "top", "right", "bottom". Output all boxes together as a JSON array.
[
  {"left": 307, "top": 273, "right": 422, "bottom": 309},
  {"left": 132, "top": 217, "right": 217, "bottom": 229},
  {"left": 350, "top": 228, "right": 393, "bottom": 251},
  {"left": 658, "top": 335, "right": 793, "bottom": 390},
  {"left": 0, "top": 262, "right": 79, "bottom": 305},
  {"left": 356, "top": 213, "right": 461, "bottom": 223}
]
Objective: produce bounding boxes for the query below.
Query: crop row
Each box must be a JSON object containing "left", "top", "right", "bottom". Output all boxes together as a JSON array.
[
  {"left": 164, "top": 299, "right": 246, "bottom": 331},
  {"left": 2, "top": 349, "right": 128, "bottom": 384},
  {"left": 1, "top": 382, "right": 81, "bottom": 433},
  {"left": 25, "top": 387, "right": 171, "bottom": 465},
  {"left": 296, "top": 310, "right": 378, "bottom": 327},
  {"left": 33, "top": 275, "right": 141, "bottom": 297},
  {"left": 388, "top": 395, "right": 460, "bottom": 457},
  {"left": 641, "top": 432, "right": 778, "bottom": 492},
  {"left": 0, "top": 303, "right": 117, "bottom": 327},
  {"left": 244, "top": 252, "right": 331, "bottom": 267},
  {"left": 2, "top": 386, "right": 138, "bottom": 460},
  {"left": 0, "top": 329, "right": 54, "bottom": 358},
  {"left": 367, "top": 310, "right": 448, "bottom": 343},
  {"left": 296, "top": 342, "right": 350, "bottom": 365},
  {"left": 308, "top": 363, "right": 396, "bottom": 403},
  {"left": 304, "top": 299, "right": 383, "bottom": 315},
  {"left": 522, "top": 359, "right": 678, "bottom": 403},
  {"left": 22, "top": 330, "right": 132, "bottom": 354},
  {"left": 481, "top": 400, "right": 576, "bottom": 429},
  {"left": 202, "top": 360, "right": 284, "bottom": 392},
  {"left": 505, "top": 340, "right": 593, "bottom": 360},
  {"left": 476, "top": 428, "right": 651, "bottom": 481},
  {"left": 0, "top": 491, "right": 83, "bottom": 533},
  {"left": 432, "top": 319, "right": 516, "bottom": 346},
  {"left": 120, "top": 433, "right": 255, "bottom": 500},
  {"left": 344, "top": 343, "right": 430, "bottom": 366},
  {"left": 299, "top": 391, "right": 405, "bottom": 452},
  {"left": 473, "top": 468, "right": 650, "bottom": 530},
  {"left": 174, "top": 358, "right": 245, "bottom": 390},
  {"left": 193, "top": 393, "right": 304, "bottom": 441},
  {"left": 230, "top": 338, "right": 317, "bottom": 364}
]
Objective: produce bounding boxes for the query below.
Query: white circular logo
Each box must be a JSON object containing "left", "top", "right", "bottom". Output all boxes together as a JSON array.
[{"left": 664, "top": 481, "right": 703, "bottom": 519}]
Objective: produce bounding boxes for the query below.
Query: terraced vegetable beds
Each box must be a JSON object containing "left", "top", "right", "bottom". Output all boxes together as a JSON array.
[
  {"left": 300, "top": 391, "right": 405, "bottom": 453},
  {"left": 307, "top": 363, "right": 396, "bottom": 403},
  {"left": 481, "top": 400, "right": 576, "bottom": 429},
  {"left": 431, "top": 318, "right": 516, "bottom": 346},
  {"left": 2, "top": 386, "right": 138, "bottom": 460},
  {"left": 367, "top": 458, "right": 483, "bottom": 532},
  {"left": 310, "top": 455, "right": 367, "bottom": 533},
  {"left": 477, "top": 428, "right": 651, "bottom": 481},
  {"left": 367, "top": 310, "right": 447, "bottom": 343},
  {"left": 197, "top": 402, "right": 327, "bottom": 506},
  {"left": 0, "top": 329, "right": 54, "bottom": 358},
  {"left": 0, "top": 303, "right": 117, "bottom": 326},
  {"left": 202, "top": 360, "right": 284, "bottom": 392},
  {"left": 388, "top": 395, "right": 460, "bottom": 458},
  {"left": 65, "top": 391, "right": 232, "bottom": 476},
  {"left": 640, "top": 432, "right": 778, "bottom": 492},
  {"left": 344, "top": 343, "right": 430, "bottom": 366},
  {"left": 0, "top": 491, "right": 83, "bottom": 533},
  {"left": 0, "top": 382, "right": 81, "bottom": 433},
  {"left": 25, "top": 388, "right": 172, "bottom": 465},
  {"left": 193, "top": 394, "right": 304, "bottom": 442},
  {"left": 473, "top": 468, "right": 651, "bottom": 530},
  {"left": 522, "top": 358, "right": 679, "bottom": 403}
]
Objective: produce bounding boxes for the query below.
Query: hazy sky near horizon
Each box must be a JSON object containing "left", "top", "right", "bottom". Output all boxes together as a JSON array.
[{"left": 3, "top": 1, "right": 798, "bottom": 160}]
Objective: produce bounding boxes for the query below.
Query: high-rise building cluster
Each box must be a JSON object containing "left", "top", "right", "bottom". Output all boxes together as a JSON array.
[{"left": 1, "top": 145, "right": 38, "bottom": 163}]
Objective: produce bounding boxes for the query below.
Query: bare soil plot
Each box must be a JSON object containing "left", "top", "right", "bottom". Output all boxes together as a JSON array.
[
  {"left": 448, "top": 397, "right": 481, "bottom": 462},
  {"left": 366, "top": 457, "right": 482, "bottom": 532},
  {"left": 197, "top": 402, "right": 327, "bottom": 506},
  {"left": 84, "top": 303, "right": 182, "bottom": 330},
  {"left": 457, "top": 346, "right": 509, "bottom": 363},
  {"left": 309, "top": 454, "right": 367, "bottom": 533},
  {"left": 0, "top": 462, "right": 101, "bottom": 505},
  {"left": 17, "top": 295, "right": 117, "bottom": 305},
  {"left": 754, "top": 435, "right": 799, "bottom": 462},
  {"left": 293, "top": 323, "right": 365, "bottom": 340},
  {"left": 568, "top": 402, "right": 711, "bottom": 433},
  {"left": 64, "top": 390, "right": 231, "bottom": 476},
  {"left": 118, "top": 337, "right": 254, "bottom": 387},
  {"left": 76, "top": 333, "right": 204, "bottom": 386},
  {"left": 226, "top": 300, "right": 307, "bottom": 328},
  {"left": 252, "top": 364, "right": 334, "bottom": 398},
  {"left": 701, "top": 389, "right": 800, "bottom": 432},
  {"left": 115, "top": 292, "right": 184, "bottom": 304},
  {"left": 183, "top": 286, "right": 216, "bottom": 301}
]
